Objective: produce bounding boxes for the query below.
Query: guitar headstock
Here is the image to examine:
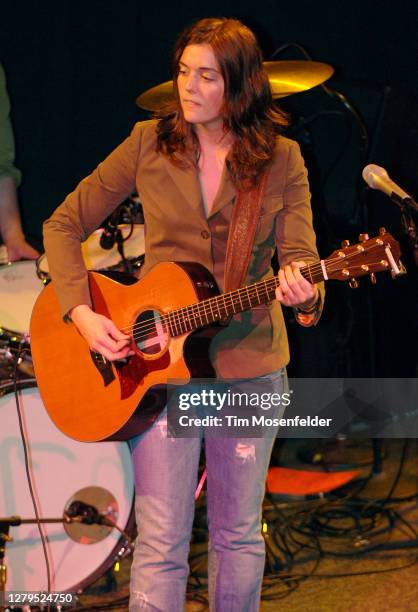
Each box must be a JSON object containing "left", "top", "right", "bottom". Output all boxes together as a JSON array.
[{"left": 324, "top": 229, "right": 405, "bottom": 283}]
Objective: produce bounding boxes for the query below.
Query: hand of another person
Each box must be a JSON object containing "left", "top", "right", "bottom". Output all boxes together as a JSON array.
[
  {"left": 70, "top": 304, "right": 135, "bottom": 362},
  {"left": 6, "top": 238, "right": 40, "bottom": 261},
  {"left": 275, "top": 261, "right": 318, "bottom": 309}
]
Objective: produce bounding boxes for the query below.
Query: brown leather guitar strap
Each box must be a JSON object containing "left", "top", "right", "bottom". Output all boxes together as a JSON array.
[{"left": 224, "top": 170, "right": 269, "bottom": 293}]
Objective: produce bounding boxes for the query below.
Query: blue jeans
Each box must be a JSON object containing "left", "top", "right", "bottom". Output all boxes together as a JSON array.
[{"left": 129, "top": 369, "right": 286, "bottom": 611}]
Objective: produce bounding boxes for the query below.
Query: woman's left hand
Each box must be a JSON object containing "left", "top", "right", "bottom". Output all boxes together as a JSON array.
[{"left": 275, "top": 261, "right": 318, "bottom": 308}]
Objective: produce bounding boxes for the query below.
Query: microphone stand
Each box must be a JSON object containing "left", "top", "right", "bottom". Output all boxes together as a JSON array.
[
  {"left": 391, "top": 193, "right": 418, "bottom": 214},
  {"left": 0, "top": 512, "right": 131, "bottom": 609},
  {"left": 392, "top": 196, "right": 418, "bottom": 266}
]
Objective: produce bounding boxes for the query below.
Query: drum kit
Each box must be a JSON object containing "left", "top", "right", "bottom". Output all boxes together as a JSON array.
[
  {"left": 0, "top": 60, "right": 333, "bottom": 607},
  {"left": 0, "top": 202, "right": 144, "bottom": 603}
]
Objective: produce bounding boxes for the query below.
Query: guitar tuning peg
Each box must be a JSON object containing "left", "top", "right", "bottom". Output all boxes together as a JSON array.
[
  {"left": 370, "top": 273, "right": 377, "bottom": 284},
  {"left": 359, "top": 233, "right": 369, "bottom": 242},
  {"left": 349, "top": 278, "right": 359, "bottom": 289},
  {"left": 379, "top": 227, "right": 387, "bottom": 235},
  {"left": 341, "top": 239, "right": 350, "bottom": 248}
]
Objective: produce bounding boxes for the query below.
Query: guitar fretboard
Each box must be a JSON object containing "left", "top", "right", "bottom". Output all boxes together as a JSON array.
[{"left": 165, "top": 262, "right": 323, "bottom": 337}]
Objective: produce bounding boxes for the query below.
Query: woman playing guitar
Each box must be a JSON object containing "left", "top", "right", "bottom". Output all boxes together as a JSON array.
[{"left": 43, "top": 17, "right": 323, "bottom": 611}]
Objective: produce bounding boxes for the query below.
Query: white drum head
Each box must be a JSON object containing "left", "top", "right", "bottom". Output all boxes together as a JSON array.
[
  {"left": 0, "top": 261, "right": 45, "bottom": 333},
  {"left": 39, "top": 224, "right": 145, "bottom": 276},
  {"left": 0, "top": 384, "right": 135, "bottom": 593}
]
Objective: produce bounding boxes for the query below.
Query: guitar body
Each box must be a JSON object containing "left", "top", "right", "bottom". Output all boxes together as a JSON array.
[{"left": 30, "top": 262, "right": 220, "bottom": 442}]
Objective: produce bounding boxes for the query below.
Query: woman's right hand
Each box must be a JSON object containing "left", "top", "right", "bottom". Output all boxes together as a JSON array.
[{"left": 69, "top": 304, "right": 134, "bottom": 361}]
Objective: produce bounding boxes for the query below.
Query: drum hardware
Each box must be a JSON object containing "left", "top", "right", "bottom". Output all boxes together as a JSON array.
[
  {"left": 0, "top": 508, "right": 133, "bottom": 609},
  {"left": 37, "top": 223, "right": 145, "bottom": 284},
  {"left": 123, "top": 195, "right": 144, "bottom": 225},
  {"left": 100, "top": 202, "right": 144, "bottom": 275},
  {"left": 136, "top": 60, "right": 334, "bottom": 110},
  {"left": 114, "top": 223, "right": 136, "bottom": 276},
  {"left": 0, "top": 328, "right": 33, "bottom": 384},
  {"left": 115, "top": 197, "right": 143, "bottom": 226}
]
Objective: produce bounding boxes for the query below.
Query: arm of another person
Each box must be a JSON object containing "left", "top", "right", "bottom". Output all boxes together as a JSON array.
[
  {"left": 43, "top": 122, "right": 145, "bottom": 360},
  {"left": 0, "top": 175, "right": 39, "bottom": 260},
  {"left": 0, "top": 64, "right": 39, "bottom": 260},
  {"left": 274, "top": 139, "right": 324, "bottom": 326}
]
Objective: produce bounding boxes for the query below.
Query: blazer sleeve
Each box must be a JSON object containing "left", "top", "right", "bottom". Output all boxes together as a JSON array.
[
  {"left": 43, "top": 121, "right": 143, "bottom": 317},
  {"left": 275, "top": 139, "right": 325, "bottom": 325}
]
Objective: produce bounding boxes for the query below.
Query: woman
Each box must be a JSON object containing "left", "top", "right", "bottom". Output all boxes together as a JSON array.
[{"left": 44, "top": 17, "right": 323, "bottom": 611}]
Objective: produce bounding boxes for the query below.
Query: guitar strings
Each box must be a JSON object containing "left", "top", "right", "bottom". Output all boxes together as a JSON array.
[
  {"left": 115, "top": 242, "right": 390, "bottom": 342},
  {"left": 130, "top": 275, "right": 295, "bottom": 342},
  {"left": 123, "top": 273, "right": 306, "bottom": 340},
  {"left": 127, "top": 247, "right": 387, "bottom": 343},
  {"left": 121, "top": 264, "right": 322, "bottom": 337},
  {"left": 124, "top": 244, "right": 389, "bottom": 342}
]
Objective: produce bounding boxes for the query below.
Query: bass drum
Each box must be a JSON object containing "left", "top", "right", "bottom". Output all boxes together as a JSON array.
[{"left": 0, "top": 382, "right": 135, "bottom": 593}]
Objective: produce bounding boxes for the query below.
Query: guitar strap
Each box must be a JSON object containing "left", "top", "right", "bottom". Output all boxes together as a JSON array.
[{"left": 223, "top": 170, "right": 269, "bottom": 293}]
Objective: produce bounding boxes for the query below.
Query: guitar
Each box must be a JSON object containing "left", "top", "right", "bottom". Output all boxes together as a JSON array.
[{"left": 30, "top": 230, "right": 403, "bottom": 442}]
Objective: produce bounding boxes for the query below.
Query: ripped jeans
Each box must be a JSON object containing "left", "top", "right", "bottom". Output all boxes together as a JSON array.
[{"left": 129, "top": 368, "right": 286, "bottom": 611}]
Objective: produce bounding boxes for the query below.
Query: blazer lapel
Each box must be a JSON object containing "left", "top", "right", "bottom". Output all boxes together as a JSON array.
[
  {"left": 162, "top": 155, "right": 202, "bottom": 212},
  {"left": 162, "top": 153, "right": 236, "bottom": 217}
]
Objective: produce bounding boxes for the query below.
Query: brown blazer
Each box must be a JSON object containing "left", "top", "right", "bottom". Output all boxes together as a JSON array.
[{"left": 43, "top": 120, "right": 323, "bottom": 379}]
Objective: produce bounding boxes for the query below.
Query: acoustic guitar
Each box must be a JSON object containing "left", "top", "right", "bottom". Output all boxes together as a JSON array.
[{"left": 30, "top": 230, "right": 403, "bottom": 442}]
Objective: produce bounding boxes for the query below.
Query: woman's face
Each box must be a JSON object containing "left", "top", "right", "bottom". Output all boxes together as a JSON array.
[{"left": 177, "top": 44, "right": 225, "bottom": 131}]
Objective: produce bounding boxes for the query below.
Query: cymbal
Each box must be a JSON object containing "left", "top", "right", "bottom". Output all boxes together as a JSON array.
[
  {"left": 136, "top": 80, "right": 174, "bottom": 112},
  {"left": 264, "top": 61, "right": 334, "bottom": 98},
  {"left": 136, "top": 61, "right": 334, "bottom": 111}
]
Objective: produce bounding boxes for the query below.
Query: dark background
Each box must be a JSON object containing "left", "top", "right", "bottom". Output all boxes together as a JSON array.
[{"left": 1, "top": 0, "right": 417, "bottom": 377}]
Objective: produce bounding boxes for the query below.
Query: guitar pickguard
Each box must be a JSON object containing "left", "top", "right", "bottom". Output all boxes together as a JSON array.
[{"left": 115, "top": 351, "right": 170, "bottom": 400}]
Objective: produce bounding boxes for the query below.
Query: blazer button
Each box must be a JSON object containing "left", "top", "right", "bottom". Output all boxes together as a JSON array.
[{"left": 201, "top": 230, "right": 210, "bottom": 239}]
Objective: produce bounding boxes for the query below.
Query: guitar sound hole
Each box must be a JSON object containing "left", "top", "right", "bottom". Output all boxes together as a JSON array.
[{"left": 134, "top": 309, "right": 169, "bottom": 356}]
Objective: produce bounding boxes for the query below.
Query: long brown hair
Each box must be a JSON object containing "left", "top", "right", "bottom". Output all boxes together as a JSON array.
[{"left": 156, "top": 17, "right": 288, "bottom": 191}]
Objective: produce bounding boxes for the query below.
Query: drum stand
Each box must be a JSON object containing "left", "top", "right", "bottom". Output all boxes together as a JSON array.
[{"left": 115, "top": 228, "right": 135, "bottom": 275}]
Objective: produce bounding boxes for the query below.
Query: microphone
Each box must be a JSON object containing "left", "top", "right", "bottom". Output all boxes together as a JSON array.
[
  {"left": 362, "top": 164, "right": 416, "bottom": 207},
  {"left": 65, "top": 500, "right": 114, "bottom": 527},
  {"left": 99, "top": 209, "right": 120, "bottom": 250}
]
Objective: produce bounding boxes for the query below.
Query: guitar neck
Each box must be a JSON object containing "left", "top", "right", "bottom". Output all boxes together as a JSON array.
[{"left": 166, "top": 262, "right": 324, "bottom": 337}]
